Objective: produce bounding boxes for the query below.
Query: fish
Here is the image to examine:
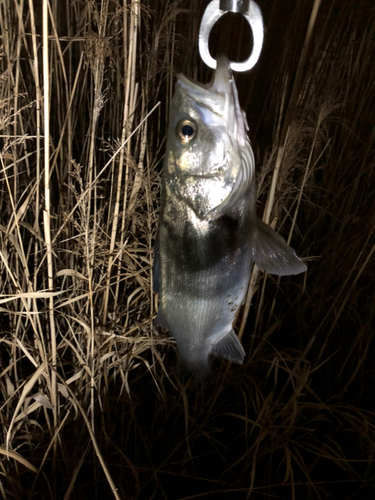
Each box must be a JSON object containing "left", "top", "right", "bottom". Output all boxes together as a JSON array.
[{"left": 153, "top": 55, "right": 306, "bottom": 373}]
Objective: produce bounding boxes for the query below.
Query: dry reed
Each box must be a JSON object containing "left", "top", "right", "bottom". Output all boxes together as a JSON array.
[{"left": 0, "top": 0, "right": 374, "bottom": 499}]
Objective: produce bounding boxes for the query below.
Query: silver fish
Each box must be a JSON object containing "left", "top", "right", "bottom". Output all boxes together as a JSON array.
[{"left": 154, "top": 55, "right": 306, "bottom": 373}]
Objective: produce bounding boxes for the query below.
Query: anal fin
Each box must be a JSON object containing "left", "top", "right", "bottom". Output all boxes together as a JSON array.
[{"left": 211, "top": 329, "right": 245, "bottom": 365}]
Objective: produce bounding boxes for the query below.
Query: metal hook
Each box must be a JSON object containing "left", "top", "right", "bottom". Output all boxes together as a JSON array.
[
  {"left": 220, "top": 0, "right": 250, "bottom": 14},
  {"left": 199, "top": 0, "right": 264, "bottom": 72}
]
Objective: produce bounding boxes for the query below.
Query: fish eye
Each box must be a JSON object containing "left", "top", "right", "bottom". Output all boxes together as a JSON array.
[{"left": 176, "top": 119, "right": 196, "bottom": 144}]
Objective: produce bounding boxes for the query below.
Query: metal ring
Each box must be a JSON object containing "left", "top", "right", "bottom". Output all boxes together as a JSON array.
[{"left": 198, "top": 0, "right": 264, "bottom": 72}]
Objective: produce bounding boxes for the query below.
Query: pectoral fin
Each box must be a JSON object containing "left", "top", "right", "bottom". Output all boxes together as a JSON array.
[
  {"left": 211, "top": 329, "right": 245, "bottom": 365},
  {"left": 253, "top": 219, "right": 307, "bottom": 276}
]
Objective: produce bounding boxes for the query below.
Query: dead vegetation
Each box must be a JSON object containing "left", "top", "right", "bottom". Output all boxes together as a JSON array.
[{"left": 0, "top": 0, "right": 374, "bottom": 498}]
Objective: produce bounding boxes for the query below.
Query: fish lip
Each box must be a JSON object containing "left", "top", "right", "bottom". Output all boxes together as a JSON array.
[
  {"left": 187, "top": 173, "right": 222, "bottom": 180},
  {"left": 181, "top": 161, "right": 226, "bottom": 179}
]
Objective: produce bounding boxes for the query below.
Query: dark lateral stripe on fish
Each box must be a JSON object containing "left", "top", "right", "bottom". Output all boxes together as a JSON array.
[{"left": 160, "top": 216, "right": 243, "bottom": 274}]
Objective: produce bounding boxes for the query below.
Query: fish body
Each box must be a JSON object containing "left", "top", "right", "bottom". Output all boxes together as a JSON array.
[{"left": 154, "top": 56, "right": 306, "bottom": 373}]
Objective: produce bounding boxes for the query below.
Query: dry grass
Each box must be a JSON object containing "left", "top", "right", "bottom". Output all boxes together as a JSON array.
[{"left": 0, "top": 0, "right": 374, "bottom": 499}]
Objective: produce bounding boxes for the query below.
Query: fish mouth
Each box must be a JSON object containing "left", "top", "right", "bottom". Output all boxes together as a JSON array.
[
  {"left": 188, "top": 171, "right": 223, "bottom": 180},
  {"left": 176, "top": 57, "right": 230, "bottom": 117},
  {"left": 177, "top": 55, "right": 232, "bottom": 97},
  {"left": 177, "top": 74, "right": 213, "bottom": 94}
]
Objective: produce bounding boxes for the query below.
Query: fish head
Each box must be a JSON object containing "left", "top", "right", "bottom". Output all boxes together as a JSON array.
[{"left": 165, "top": 55, "right": 255, "bottom": 220}]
